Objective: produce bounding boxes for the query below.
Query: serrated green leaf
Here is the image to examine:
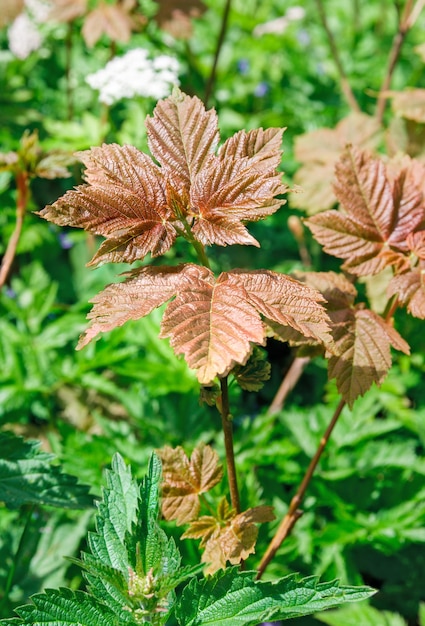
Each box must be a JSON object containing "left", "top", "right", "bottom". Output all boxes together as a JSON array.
[
  {"left": 0, "top": 431, "right": 93, "bottom": 509},
  {"left": 175, "top": 568, "right": 375, "bottom": 625},
  {"left": 87, "top": 453, "right": 139, "bottom": 574},
  {"left": 3, "top": 587, "right": 135, "bottom": 626}
]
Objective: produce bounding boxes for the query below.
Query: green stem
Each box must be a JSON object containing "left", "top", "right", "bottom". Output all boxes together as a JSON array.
[
  {"left": 219, "top": 376, "right": 241, "bottom": 514},
  {"left": 179, "top": 216, "right": 212, "bottom": 269}
]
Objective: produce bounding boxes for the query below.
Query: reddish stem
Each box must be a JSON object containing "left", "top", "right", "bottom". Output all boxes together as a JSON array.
[
  {"left": 0, "top": 171, "right": 29, "bottom": 290},
  {"left": 257, "top": 398, "right": 346, "bottom": 579}
]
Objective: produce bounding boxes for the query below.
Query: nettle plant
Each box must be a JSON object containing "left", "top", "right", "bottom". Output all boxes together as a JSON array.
[{"left": 8, "top": 88, "right": 425, "bottom": 623}]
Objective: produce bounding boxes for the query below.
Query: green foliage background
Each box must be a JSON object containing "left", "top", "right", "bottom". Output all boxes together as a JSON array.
[{"left": 1, "top": 0, "right": 425, "bottom": 624}]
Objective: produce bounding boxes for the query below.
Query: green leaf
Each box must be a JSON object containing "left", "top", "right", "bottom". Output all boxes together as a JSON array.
[
  {"left": 315, "top": 602, "right": 407, "bottom": 626},
  {"left": 2, "top": 587, "right": 135, "bottom": 626},
  {"left": 175, "top": 567, "right": 375, "bottom": 625},
  {"left": 0, "top": 431, "right": 93, "bottom": 509}
]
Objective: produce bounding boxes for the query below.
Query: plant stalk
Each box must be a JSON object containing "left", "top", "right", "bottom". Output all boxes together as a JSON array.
[
  {"left": 65, "top": 22, "right": 74, "bottom": 120},
  {"left": 314, "top": 0, "right": 361, "bottom": 112},
  {"left": 219, "top": 376, "right": 241, "bottom": 513},
  {"left": 0, "top": 171, "right": 29, "bottom": 290},
  {"left": 375, "top": 0, "right": 425, "bottom": 124},
  {"left": 268, "top": 356, "right": 311, "bottom": 416},
  {"left": 204, "top": 0, "right": 232, "bottom": 106},
  {"left": 257, "top": 397, "right": 346, "bottom": 579}
]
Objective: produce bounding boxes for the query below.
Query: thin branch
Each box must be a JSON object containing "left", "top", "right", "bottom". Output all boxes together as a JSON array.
[
  {"left": 0, "top": 172, "right": 29, "bottom": 290},
  {"left": 314, "top": 0, "right": 361, "bottom": 112},
  {"left": 204, "top": 0, "right": 232, "bottom": 106},
  {"left": 257, "top": 398, "right": 346, "bottom": 579},
  {"left": 268, "top": 356, "right": 311, "bottom": 416},
  {"left": 375, "top": 0, "right": 425, "bottom": 124},
  {"left": 65, "top": 22, "right": 74, "bottom": 120},
  {"left": 219, "top": 376, "right": 241, "bottom": 513}
]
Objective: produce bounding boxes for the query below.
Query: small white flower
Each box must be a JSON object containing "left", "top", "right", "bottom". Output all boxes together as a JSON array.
[
  {"left": 86, "top": 48, "right": 180, "bottom": 106},
  {"left": 8, "top": 13, "right": 42, "bottom": 59}
]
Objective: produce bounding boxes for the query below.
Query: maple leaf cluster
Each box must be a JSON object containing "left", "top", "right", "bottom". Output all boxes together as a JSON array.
[
  {"left": 40, "top": 90, "right": 332, "bottom": 385},
  {"left": 271, "top": 146, "right": 425, "bottom": 407},
  {"left": 158, "top": 444, "right": 274, "bottom": 574},
  {"left": 305, "top": 147, "right": 425, "bottom": 318}
]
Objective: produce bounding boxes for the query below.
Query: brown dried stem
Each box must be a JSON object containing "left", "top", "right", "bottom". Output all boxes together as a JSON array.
[
  {"left": 257, "top": 397, "right": 346, "bottom": 579},
  {"left": 219, "top": 376, "right": 241, "bottom": 514},
  {"left": 314, "top": 0, "right": 361, "bottom": 112},
  {"left": 204, "top": 0, "right": 232, "bottom": 106},
  {"left": 375, "top": 0, "right": 425, "bottom": 124},
  {"left": 268, "top": 356, "right": 311, "bottom": 416},
  {"left": 0, "top": 171, "right": 29, "bottom": 290}
]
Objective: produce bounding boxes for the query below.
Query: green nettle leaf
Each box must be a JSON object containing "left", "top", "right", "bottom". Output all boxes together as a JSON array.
[
  {"left": 174, "top": 567, "right": 375, "bottom": 626},
  {"left": 3, "top": 454, "right": 199, "bottom": 626},
  {"left": 0, "top": 431, "right": 93, "bottom": 509}
]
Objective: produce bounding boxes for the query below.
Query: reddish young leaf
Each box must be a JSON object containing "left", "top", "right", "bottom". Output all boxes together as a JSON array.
[
  {"left": 268, "top": 271, "right": 356, "bottom": 347},
  {"left": 183, "top": 502, "right": 275, "bottom": 574},
  {"left": 76, "top": 264, "right": 197, "bottom": 349},
  {"left": 158, "top": 443, "right": 223, "bottom": 524},
  {"left": 190, "top": 156, "right": 285, "bottom": 246},
  {"left": 327, "top": 306, "right": 410, "bottom": 408},
  {"left": 40, "top": 93, "right": 287, "bottom": 260},
  {"left": 390, "top": 88, "right": 425, "bottom": 124},
  {"left": 154, "top": 0, "right": 206, "bottom": 38},
  {"left": 407, "top": 230, "right": 425, "bottom": 259},
  {"left": 39, "top": 144, "right": 176, "bottom": 266},
  {"left": 388, "top": 266, "right": 425, "bottom": 319},
  {"left": 159, "top": 270, "right": 266, "bottom": 384},
  {"left": 218, "top": 127, "right": 285, "bottom": 170},
  {"left": 305, "top": 147, "right": 425, "bottom": 276},
  {"left": 224, "top": 270, "right": 332, "bottom": 344},
  {"left": 146, "top": 90, "right": 219, "bottom": 189}
]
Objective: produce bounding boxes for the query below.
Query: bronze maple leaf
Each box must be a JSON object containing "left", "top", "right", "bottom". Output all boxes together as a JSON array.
[
  {"left": 40, "top": 90, "right": 287, "bottom": 265},
  {"left": 305, "top": 146, "right": 425, "bottom": 276},
  {"left": 75, "top": 264, "right": 330, "bottom": 384}
]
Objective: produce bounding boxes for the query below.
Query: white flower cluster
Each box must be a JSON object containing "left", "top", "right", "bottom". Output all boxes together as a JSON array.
[
  {"left": 86, "top": 49, "right": 180, "bottom": 106},
  {"left": 7, "top": 0, "right": 51, "bottom": 59},
  {"left": 8, "top": 13, "right": 42, "bottom": 59}
]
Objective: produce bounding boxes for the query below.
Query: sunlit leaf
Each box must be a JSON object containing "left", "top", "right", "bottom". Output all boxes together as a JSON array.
[
  {"left": 327, "top": 307, "right": 410, "bottom": 407},
  {"left": 388, "top": 267, "right": 425, "bottom": 318},
  {"left": 159, "top": 444, "right": 223, "bottom": 524},
  {"left": 305, "top": 147, "right": 425, "bottom": 276},
  {"left": 175, "top": 568, "right": 376, "bottom": 625}
]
